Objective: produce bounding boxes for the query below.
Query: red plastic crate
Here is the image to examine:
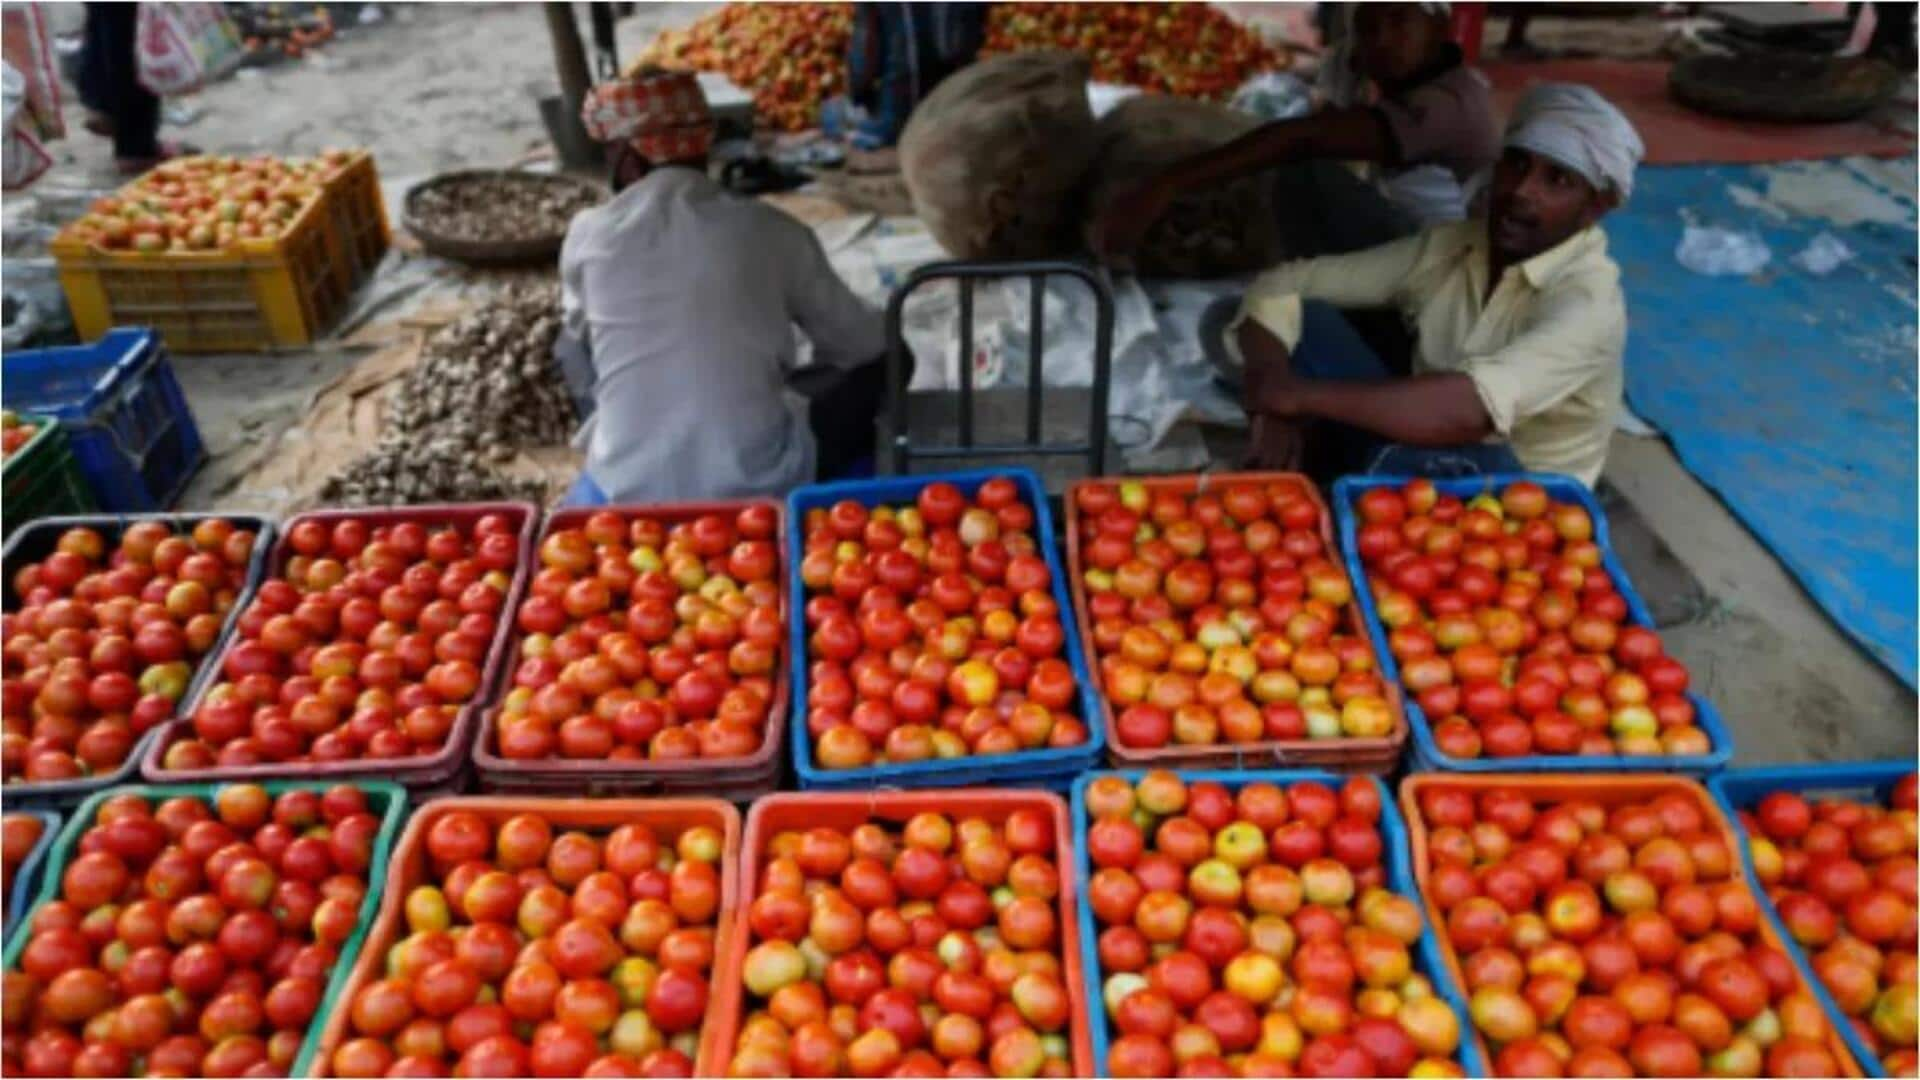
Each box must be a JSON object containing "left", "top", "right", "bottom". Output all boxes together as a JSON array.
[
  {"left": 139, "top": 502, "right": 537, "bottom": 791},
  {"left": 471, "top": 501, "right": 788, "bottom": 797}
]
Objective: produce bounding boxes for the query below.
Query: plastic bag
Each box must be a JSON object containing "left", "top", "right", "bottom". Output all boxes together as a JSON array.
[
  {"left": 1676, "top": 225, "right": 1771, "bottom": 277},
  {"left": 1792, "top": 231, "right": 1855, "bottom": 276},
  {"left": 1230, "top": 72, "right": 1313, "bottom": 121},
  {"left": 2, "top": 63, "right": 50, "bottom": 191},
  {"left": 136, "top": 3, "right": 244, "bottom": 98},
  {"left": 898, "top": 52, "right": 1099, "bottom": 260},
  {"left": 1, "top": 3, "right": 60, "bottom": 140}
]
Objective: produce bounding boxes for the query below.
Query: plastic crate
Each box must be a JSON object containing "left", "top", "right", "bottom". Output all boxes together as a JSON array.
[
  {"left": 471, "top": 501, "right": 788, "bottom": 798},
  {"left": 712, "top": 790, "right": 1093, "bottom": 1077},
  {"left": 1, "top": 329, "right": 207, "bottom": 512},
  {"left": 305, "top": 795, "right": 740, "bottom": 1078},
  {"left": 785, "top": 467, "right": 1106, "bottom": 790},
  {"left": 1, "top": 415, "right": 95, "bottom": 537},
  {"left": 2, "top": 511, "right": 276, "bottom": 808},
  {"left": 1331, "top": 473, "right": 1734, "bottom": 774},
  {"left": 49, "top": 154, "right": 386, "bottom": 353},
  {"left": 1069, "top": 770, "right": 1485, "bottom": 1077},
  {"left": 1064, "top": 473, "right": 1408, "bottom": 774},
  {"left": 318, "top": 151, "right": 391, "bottom": 288},
  {"left": 1, "top": 779, "right": 407, "bottom": 1078},
  {"left": 142, "top": 502, "right": 537, "bottom": 791},
  {"left": 1709, "top": 760, "right": 1916, "bottom": 1078},
  {"left": 2, "top": 810, "right": 59, "bottom": 939},
  {"left": 1399, "top": 772, "right": 1864, "bottom": 1076}
]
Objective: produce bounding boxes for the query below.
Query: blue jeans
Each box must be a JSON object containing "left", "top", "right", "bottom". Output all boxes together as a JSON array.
[
  {"left": 563, "top": 471, "right": 609, "bottom": 508},
  {"left": 1290, "top": 300, "right": 1522, "bottom": 481}
]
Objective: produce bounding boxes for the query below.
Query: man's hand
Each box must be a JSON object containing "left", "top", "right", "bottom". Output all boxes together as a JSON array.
[
  {"left": 1090, "top": 180, "right": 1174, "bottom": 262},
  {"left": 1244, "top": 415, "right": 1305, "bottom": 471},
  {"left": 1254, "top": 364, "right": 1311, "bottom": 420}
]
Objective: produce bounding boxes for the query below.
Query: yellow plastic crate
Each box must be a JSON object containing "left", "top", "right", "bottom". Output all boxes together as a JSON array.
[{"left": 51, "top": 152, "right": 389, "bottom": 354}]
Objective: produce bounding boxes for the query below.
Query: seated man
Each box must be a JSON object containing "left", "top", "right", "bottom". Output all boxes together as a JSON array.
[
  {"left": 561, "top": 72, "right": 893, "bottom": 504},
  {"left": 1232, "top": 83, "right": 1644, "bottom": 488},
  {"left": 1095, "top": 2, "right": 1499, "bottom": 261}
]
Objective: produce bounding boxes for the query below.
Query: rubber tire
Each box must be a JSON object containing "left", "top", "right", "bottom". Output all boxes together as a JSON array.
[{"left": 1668, "top": 53, "right": 1902, "bottom": 124}]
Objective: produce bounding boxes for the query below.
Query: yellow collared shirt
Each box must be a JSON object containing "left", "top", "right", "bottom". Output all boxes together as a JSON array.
[{"left": 1232, "top": 220, "right": 1626, "bottom": 487}]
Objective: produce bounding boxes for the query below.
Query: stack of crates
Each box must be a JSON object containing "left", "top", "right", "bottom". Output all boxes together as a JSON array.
[
  {"left": 0, "top": 414, "right": 94, "bottom": 536},
  {"left": 1, "top": 329, "right": 205, "bottom": 512},
  {"left": 50, "top": 151, "right": 391, "bottom": 353}
]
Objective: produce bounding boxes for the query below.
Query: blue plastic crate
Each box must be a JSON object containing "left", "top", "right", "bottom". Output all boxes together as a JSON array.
[
  {"left": 1069, "top": 769, "right": 1488, "bottom": 1078},
  {"left": 3, "top": 810, "right": 59, "bottom": 941},
  {"left": 1331, "top": 473, "right": 1733, "bottom": 775},
  {"left": 785, "top": 467, "right": 1105, "bottom": 791},
  {"left": 1, "top": 328, "right": 206, "bottom": 512},
  {"left": 1709, "top": 760, "right": 1915, "bottom": 1078}
]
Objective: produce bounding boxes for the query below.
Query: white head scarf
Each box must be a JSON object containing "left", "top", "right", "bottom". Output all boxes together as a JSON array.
[{"left": 1504, "top": 83, "right": 1645, "bottom": 202}]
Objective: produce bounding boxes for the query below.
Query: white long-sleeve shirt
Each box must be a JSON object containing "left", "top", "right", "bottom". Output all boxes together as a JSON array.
[{"left": 560, "top": 167, "right": 886, "bottom": 502}]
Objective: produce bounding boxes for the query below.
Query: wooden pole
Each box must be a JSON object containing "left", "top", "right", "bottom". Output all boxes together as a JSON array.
[{"left": 544, "top": 2, "right": 598, "bottom": 169}]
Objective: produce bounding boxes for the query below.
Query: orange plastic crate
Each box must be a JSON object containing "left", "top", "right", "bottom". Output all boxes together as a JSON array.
[
  {"left": 303, "top": 796, "right": 741, "bottom": 1078},
  {"left": 711, "top": 790, "right": 1095, "bottom": 1076}
]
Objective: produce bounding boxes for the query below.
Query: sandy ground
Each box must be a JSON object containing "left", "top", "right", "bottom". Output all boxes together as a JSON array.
[{"left": 12, "top": 2, "right": 1914, "bottom": 763}]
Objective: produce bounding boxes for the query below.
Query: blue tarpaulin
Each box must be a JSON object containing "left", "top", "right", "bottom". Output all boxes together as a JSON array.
[{"left": 1607, "top": 160, "right": 1917, "bottom": 686}]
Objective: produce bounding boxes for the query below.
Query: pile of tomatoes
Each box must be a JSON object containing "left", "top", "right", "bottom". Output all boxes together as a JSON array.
[
  {"left": 496, "top": 507, "right": 782, "bottom": 764},
  {"left": 56, "top": 152, "right": 358, "bottom": 254},
  {"left": 797, "top": 478, "right": 1089, "bottom": 772},
  {"left": 1412, "top": 781, "right": 1848, "bottom": 1077},
  {"left": 637, "top": 2, "right": 1277, "bottom": 131},
  {"left": 160, "top": 513, "right": 522, "bottom": 773},
  {"left": 636, "top": 5, "right": 852, "bottom": 131},
  {"left": 3, "top": 812, "right": 49, "bottom": 923},
  {"left": 981, "top": 3, "right": 1279, "bottom": 100},
  {"left": 327, "top": 809, "right": 724, "bottom": 1078},
  {"left": 1082, "top": 771, "right": 1462, "bottom": 1077},
  {"left": 3, "top": 783, "right": 382, "bottom": 1078},
  {"left": 1073, "top": 478, "right": 1395, "bottom": 752},
  {"left": 1349, "top": 480, "right": 1713, "bottom": 761},
  {"left": 4, "top": 519, "right": 258, "bottom": 784},
  {"left": 728, "top": 802, "right": 1079, "bottom": 1077},
  {"left": 1738, "top": 773, "right": 1917, "bottom": 1073},
  {"left": 1, "top": 412, "right": 39, "bottom": 461}
]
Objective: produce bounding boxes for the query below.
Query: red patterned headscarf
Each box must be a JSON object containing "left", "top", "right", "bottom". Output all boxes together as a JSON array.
[{"left": 580, "top": 70, "right": 712, "bottom": 163}]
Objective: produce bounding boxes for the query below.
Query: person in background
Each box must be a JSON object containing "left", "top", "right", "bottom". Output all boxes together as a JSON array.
[
  {"left": 822, "top": 2, "right": 984, "bottom": 152},
  {"left": 1230, "top": 83, "right": 1643, "bottom": 489},
  {"left": 1093, "top": 2, "right": 1497, "bottom": 261},
  {"left": 78, "top": 3, "right": 193, "bottom": 174},
  {"left": 559, "top": 71, "right": 897, "bottom": 506}
]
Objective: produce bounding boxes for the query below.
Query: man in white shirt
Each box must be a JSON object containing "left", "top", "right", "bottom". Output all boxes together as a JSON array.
[{"left": 561, "top": 72, "right": 893, "bottom": 504}]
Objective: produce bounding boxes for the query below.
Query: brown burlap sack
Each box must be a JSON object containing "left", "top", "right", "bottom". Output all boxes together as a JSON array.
[
  {"left": 1082, "top": 95, "right": 1283, "bottom": 278},
  {"left": 899, "top": 52, "right": 1099, "bottom": 260}
]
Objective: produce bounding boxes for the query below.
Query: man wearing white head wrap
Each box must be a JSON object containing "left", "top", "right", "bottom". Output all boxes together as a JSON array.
[
  {"left": 1503, "top": 83, "right": 1645, "bottom": 202},
  {"left": 1219, "top": 82, "right": 1639, "bottom": 488},
  {"left": 1093, "top": 2, "right": 1498, "bottom": 261}
]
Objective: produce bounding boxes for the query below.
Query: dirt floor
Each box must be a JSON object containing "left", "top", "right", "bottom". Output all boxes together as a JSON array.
[{"left": 13, "top": 3, "right": 1915, "bottom": 764}]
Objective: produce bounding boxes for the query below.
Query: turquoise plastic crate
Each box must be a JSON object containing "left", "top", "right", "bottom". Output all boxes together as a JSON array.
[{"left": 0, "top": 779, "right": 407, "bottom": 1078}]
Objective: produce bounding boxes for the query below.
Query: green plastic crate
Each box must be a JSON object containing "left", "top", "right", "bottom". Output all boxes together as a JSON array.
[
  {"left": 1, "top": 415, "right": 95, "bottom": 537},
  {"left": 1, "top": 779, "right": 408, "bottom": 1076}
]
